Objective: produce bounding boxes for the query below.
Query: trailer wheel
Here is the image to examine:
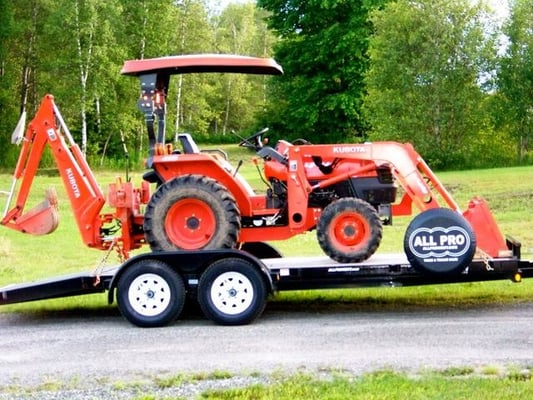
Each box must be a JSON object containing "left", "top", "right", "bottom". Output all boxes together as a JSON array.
[
  {"left": 144, "top": 175, "right": 240, "bottom": 251},
  {"left": 116, "top": 259, "right": 185, "bottom": 327},
  {"left": 317, "top": 198, "right": 382, "bottom": 263},
  {"left": 404, "top": 208, "right": 476, "bottom": 275},
  {"left": 198, "top": 258, "right": 267, "bottom": 325}
]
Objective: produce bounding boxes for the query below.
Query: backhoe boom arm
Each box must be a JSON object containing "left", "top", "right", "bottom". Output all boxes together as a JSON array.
[{"left": 2, "top": 95, "right": 106, "bottom": 248}]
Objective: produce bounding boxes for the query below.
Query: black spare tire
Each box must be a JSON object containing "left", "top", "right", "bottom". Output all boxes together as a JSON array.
[{"left": 404, "top": 208, "right": 476, "bottom": 275}]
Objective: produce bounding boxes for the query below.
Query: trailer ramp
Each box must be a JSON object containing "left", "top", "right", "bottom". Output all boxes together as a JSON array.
[{"left": 0, "top": 268, "right": 116, "bottom": 305}]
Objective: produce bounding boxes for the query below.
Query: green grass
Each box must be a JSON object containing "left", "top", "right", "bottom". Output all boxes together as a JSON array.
[
  {"left": 267, "top": 279, "right": 533, "bottom": 314},
  {"left": 154, "top": 370, "right": 234, "bottom": 389},
  {"left": 4, "top": 367, "right": 532, "bottom": 399},
  {"left": 201, "top": 369, "right": 533, "bottom": 400}
]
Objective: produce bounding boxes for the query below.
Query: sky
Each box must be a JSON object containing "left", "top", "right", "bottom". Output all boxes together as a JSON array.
[
  {"left": 487, "top": 0, "right": 509, "bottom": 21},
  {"left": 212, "top": 0, "right": 510, "bottom": 20}
]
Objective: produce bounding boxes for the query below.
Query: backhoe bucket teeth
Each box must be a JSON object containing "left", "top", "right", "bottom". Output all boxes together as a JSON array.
[{"left": 12, "top": 189, "right": 59, "bottom": 235}]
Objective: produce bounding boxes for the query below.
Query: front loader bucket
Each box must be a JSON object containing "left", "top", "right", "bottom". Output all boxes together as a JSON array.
[
  {"left": 462, "top": 197, "right": 512, "bottom": 258},
  {"left": 6, "top": 188, "right": 59, "bottom": 235}
]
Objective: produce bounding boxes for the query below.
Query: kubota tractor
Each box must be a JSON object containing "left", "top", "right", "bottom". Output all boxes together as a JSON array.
[
  {"left": 121, "top": 55, "right": 398, "bottom": 263},
  {"left": 1, "top": 54, "right": 512, "bottom": 276}
]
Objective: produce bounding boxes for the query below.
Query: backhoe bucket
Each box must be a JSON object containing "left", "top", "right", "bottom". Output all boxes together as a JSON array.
[{"left": 8, "top": 188, "right": 59, "bottom": 235}]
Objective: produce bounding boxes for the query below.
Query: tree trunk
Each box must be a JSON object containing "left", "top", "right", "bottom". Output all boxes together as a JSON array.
[
  {"left": 74, "top": 0, "right": 94, "bottom": 157},
  {"left": 19, "top": 3, "right": 38, "bottom": 114},
  {"left": 175, "top": 75, "right": 183, "bottom": 141}
]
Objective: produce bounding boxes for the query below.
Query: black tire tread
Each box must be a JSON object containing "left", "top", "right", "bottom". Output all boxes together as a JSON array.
[
  {"left": 116, "top": 259, "right": 186, "bottom": 328},
  {"left": 317, "top": 198, "right": 383, "bottom": 263},
  {"left": 143, "top": 174, "right": 240, "bottom": 251},
  {"left": 198, "top": 258, "right": 267, "bottom": 326},
  {"left": 403, "top": 208, "right": 476, "bottom": 275}
]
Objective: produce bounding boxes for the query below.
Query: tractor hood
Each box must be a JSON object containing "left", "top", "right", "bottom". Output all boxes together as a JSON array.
[{"left": 121, "top": 54, "right": 283, "bottom": 76}]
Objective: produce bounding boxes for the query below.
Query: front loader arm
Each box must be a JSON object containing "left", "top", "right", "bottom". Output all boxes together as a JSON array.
[
  {"left": 2, "top": 95, "right": 106, "bottom": 248},
  {"left": 367, "top": 142, "right": 460, "bottom": 213},
  {"left": 297, "top": 141, "right": 510, "bottom": 258},
  {"left": 368, "top": 142, "right": 511, "bottom": 258}
]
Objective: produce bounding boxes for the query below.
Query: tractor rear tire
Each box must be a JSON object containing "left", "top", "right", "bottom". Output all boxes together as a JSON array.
[
  {"left": 317, "top": 198, "right": 383, "bottom": 263},
  {"left": 144, "top": 175, "right": 240, "bottom": 251}
]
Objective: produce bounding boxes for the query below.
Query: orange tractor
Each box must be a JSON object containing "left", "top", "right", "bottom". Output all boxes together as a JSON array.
[{"left": 1, "top": 54, "right": 511, "bottom": 276}]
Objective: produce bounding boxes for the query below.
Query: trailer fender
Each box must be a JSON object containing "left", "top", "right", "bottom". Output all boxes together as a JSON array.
[
  {"left": 107, "top": 249, "right": 274, "bottom": 305},
  {"left": 403, "top": 208, "right": 476, "bottom": 275},
  {"left": 239, "top": 242, "right": 283, "bottom": 259}
]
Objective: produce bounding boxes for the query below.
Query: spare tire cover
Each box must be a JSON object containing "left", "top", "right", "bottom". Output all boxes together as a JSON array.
[{"left": 403, "top": 208, "right": 476, "bottom": 275}]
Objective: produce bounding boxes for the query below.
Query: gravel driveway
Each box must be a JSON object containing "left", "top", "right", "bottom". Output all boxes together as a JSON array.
[{"left": 1, "top": 301, "right": 533, "bottom": 398}]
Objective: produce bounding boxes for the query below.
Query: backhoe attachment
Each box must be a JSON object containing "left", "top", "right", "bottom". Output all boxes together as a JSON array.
[{"left": 1, "top": 95, "right": 147, "bottom": 257}]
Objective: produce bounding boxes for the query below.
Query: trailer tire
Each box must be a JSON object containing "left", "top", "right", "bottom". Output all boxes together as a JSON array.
[
  {"left": 404, "top": 208, "right": 476, "bottom": 275},
  {"left": 144, "top": 175, "right": 240, "bottom": 251},
  {"left": 198, "top": 258, "right": 268, "bottom": 325},
  {"left": 317, "top": 198, "right": 383, "bottom": 263},
  {"left": 116, "top": 259, "right": 186, "bottom": 327}
]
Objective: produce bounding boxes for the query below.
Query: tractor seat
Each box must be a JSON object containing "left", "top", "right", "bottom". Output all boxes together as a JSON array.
[{"left": 143, "top": 169, "right": 160, "bottom": 184}]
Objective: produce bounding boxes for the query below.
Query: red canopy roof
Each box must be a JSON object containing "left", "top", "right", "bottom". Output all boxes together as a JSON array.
[{"left": 121, "top": 54, "right": 283, "bottom": 76}]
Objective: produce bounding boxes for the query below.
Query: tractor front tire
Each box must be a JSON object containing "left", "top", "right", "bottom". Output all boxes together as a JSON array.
[
  {"left": 144, "top": 175, "right": 240, "bottom": 251},
  {"left": 317, "top": 198, "right": 383, "bottom": 263}
]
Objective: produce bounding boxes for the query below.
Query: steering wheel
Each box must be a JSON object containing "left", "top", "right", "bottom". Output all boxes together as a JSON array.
[
  {"left": 238, "top": 127, "right": 269, "bottom": 150},
  {"left": 292, "top": 138, "right": 312, "bottom": 145}
]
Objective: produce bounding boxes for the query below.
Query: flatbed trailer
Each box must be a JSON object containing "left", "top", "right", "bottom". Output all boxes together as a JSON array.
[{"left": 1, "top": 244, "right": 532, "bottom": 328}]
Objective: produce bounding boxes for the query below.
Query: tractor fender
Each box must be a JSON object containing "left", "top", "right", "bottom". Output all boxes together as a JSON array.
[
  {"left": 152, "top": 155, "right": 256, "bottom": 215},
  {"left": 403, "top": 208, "right": 477, "bottom": 276},
  {"left": 107, "top": 249, "right": 274, "bottom": 304}
]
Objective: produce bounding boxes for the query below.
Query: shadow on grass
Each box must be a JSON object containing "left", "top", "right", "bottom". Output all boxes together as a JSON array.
[
  {"left": 264, "top": 283, "right": 533, "bottom": 315},
  {"left": 0, "top": 297, "right": 208, "bottom": 325}
]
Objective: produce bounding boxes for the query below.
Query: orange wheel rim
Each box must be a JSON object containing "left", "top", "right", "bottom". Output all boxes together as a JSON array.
[
  {"left": 165, "top": 198, "right": 216, "bottom": 249},
  {"left": 328, "top": 211, "right": 370, "bottom": 252}
]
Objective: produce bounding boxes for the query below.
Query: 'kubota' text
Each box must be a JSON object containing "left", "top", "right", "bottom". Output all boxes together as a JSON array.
[{"left": 66, "top": 168, "right": 81, "bottom": 198}]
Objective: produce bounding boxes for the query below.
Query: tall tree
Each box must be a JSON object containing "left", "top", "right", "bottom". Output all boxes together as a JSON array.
[
  {"left": 363, "top": 0, "right": 498, "bottom": 169},
  {"left": 0, "top": 1, "right": 9, "bottom": 77},
  {"left": 172, "top": 0, "right": 213, "bottom": 139},
  {"left": 497, "top": 0, "right": 533, "bottom": 163},
  {"left": 0, "top": 0, "right": 47, "bottom": 165},
  {"left": 0, "top": 0, "right": 280, "bottom": 168},
  {"left": 37, "top": 0, "right": 125, "bottom": 156},
  {"left": 0, "top": 0, "right": 15, "bottom": 164},
  {"left": 258, "top": 0, "right": 387, "bottom": 143},
  {"left": 210, "top": 3, "right": 275, "bottom": 135}
]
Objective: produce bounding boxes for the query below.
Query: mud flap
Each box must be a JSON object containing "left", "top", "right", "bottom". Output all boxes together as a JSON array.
[{"left": 403, "top": 208, "right": 476, "bottom": 275}]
